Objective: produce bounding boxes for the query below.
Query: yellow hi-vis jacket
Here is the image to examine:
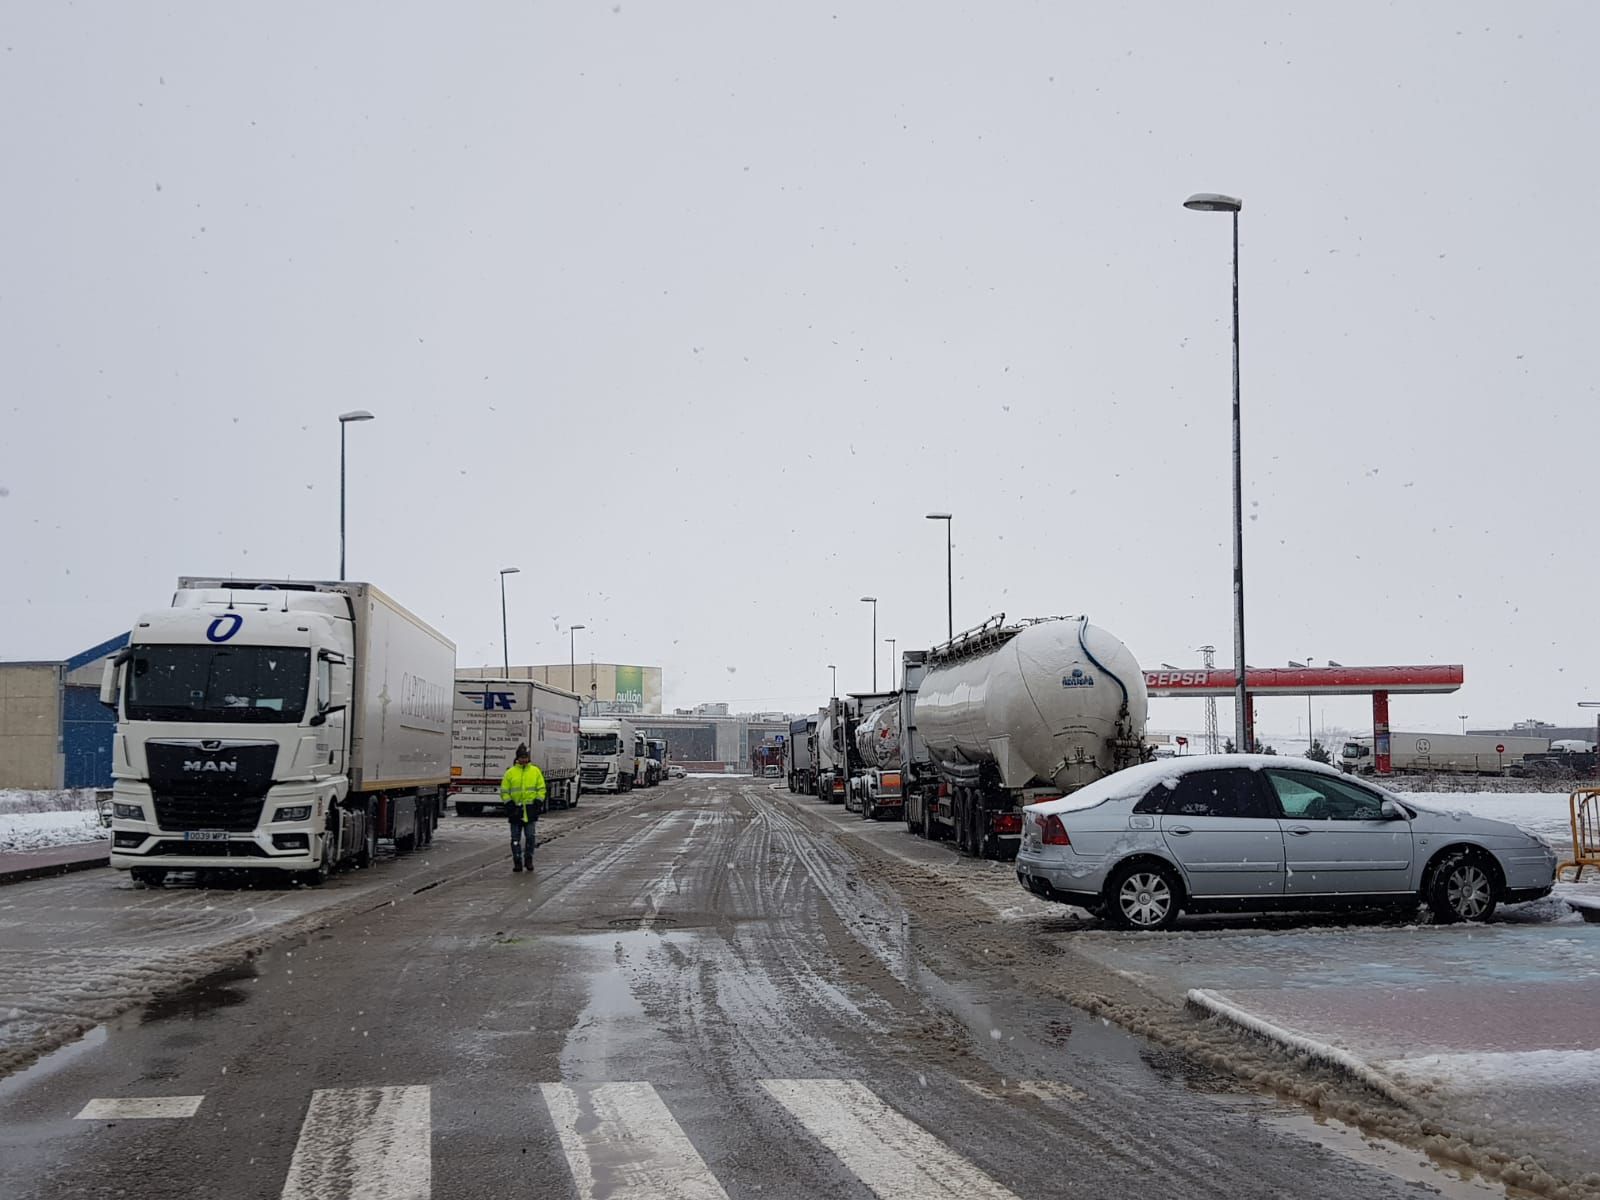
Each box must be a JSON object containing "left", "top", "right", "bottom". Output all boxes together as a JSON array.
[{"left": 500, "top": 762, "right": 547, "bottom": 821}]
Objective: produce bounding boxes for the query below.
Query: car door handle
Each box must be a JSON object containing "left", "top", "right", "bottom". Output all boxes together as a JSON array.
[
  {"left": 1167, "top": 825, "right": 1193, "bottom": 836},
  {"left": 1285, "top": 825, "right": 1311, "bottom": 836}
]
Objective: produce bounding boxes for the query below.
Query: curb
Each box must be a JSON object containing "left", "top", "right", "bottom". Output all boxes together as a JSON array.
[
  {"left": 1185, "top": 988, "right": 1424, "bottom": 1112},
  {"left": 0, "top": 851, "right": 109, "bottom": 887}
]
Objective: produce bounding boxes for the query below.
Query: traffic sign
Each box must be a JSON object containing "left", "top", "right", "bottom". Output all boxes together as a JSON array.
[
  {"left": 1175, "top": 736, "right": 1189, "bottom": 746},
  {"left": 1496, "top": 743, "right": 1506, "bottom": 754}
]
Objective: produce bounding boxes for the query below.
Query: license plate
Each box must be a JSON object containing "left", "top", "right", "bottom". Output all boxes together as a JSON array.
[{"left": 184, "top": 830, "right": 230, "bottom": 842}]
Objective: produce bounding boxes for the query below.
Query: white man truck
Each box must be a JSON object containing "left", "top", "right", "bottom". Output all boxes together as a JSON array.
[
  {"left": 1339, "top": 732, "right": 1549, "bottom": 776},
  {"left": 101, "top": 579, "right": 456, "bottom": 886},
  {"left": 451, "top": 678, "right": 580, "bottom": 815},
  {"left": 579, "top": 716, "right": 639, "bottom": 792}
]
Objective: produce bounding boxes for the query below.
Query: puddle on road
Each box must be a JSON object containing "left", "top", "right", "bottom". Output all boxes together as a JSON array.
[
  {"left": 0, "top": 1026, "right": 108, "bottom": 1104},
  {"left": 1239, "top": 1100, "right": 1543, "bottom": 1200},
  {"left": 138, "top": 959, "right": 258, "bottom": 1024},
  {"left": 556, "top": 928, "right": 698, "bottom": 1083}
]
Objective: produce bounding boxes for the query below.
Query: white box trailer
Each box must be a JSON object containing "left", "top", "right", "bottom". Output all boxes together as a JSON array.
[
  {"left": 451, "top": 678, "right": 580, "bottom": 815},
  {"left": 104, "top": 579, "right": 456, "bottom": 884},
  {"left": 1340, "top": 731, "right": 1550, "bottom": 776}
]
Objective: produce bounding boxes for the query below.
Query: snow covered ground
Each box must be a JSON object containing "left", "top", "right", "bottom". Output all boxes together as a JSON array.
[
  {"left": 0, "top": 790, "right": 105, "bottom": 853},
  {"left": 1395, "top": 790, "right": 1575, "bottom": 848}
]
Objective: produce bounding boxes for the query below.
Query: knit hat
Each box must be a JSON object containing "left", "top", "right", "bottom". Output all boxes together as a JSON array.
[{"left": 515, "top": 744, "right": 530, "bottom": 760}]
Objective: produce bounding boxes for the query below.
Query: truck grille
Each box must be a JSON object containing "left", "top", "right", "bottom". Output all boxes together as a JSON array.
[
  {"left": 581, "top": 764, "right": 611, "bottom": 786},
  {"left": 152, "top": 794, "right": 266, "bottom": 833},
  {"left": 147, "top": 839, "right": 270, "bottom": 858}
]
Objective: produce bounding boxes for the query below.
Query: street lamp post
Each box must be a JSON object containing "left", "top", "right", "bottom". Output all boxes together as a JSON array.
[
  {"left": 860, "top": 597, "right": 878, "bottom": 690},
  {"left": 926, "top": 513, "right": 953, "bottom": 642},
  {"left": 1290, "top": 659, "right": 1316, "bottom": 750},
  {"left": 498, "top": 567, "right": 520, "bottom": 674},
  {"left": 1459, "top": 714, "right": 1470, "bottom": 734},
  {"left": 886, "top": 638, "right": 897, "bottom": 690},
  {"left": 569, "top": 624, "right": 586, "bottom": 699},
  {"left": 1183, "top": 192, "right": 1249, "bottom": 752},
  {"left": 337, "top": 410, "right": 375, "bottom": 580}
]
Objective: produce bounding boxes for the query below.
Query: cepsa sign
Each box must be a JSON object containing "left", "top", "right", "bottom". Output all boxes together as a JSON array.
[{"left": 1145, "top": 670, "right": 1221, "bottom": 688}]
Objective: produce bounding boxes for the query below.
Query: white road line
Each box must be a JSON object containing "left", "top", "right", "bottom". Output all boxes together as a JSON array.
[
  {"left": 761, "top": 1078, "right": 1023, "bottom": 1199},
  {"left": 280, "top": 1085, "right": 431, "bottom": 1200},
  {"left": 540, "top": 1081, "right": 729, "bottom": 1200},
  {"left": 76, "top": 1095, "right": 204, "bottom": 1120}
]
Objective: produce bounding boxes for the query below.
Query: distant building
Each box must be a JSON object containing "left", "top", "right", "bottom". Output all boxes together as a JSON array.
[
  {"left": 457, "top": 663, "right": 663, "bottom": 715},
  {"left": 0, "top": 633, "right": 129, "bottom": 789}
]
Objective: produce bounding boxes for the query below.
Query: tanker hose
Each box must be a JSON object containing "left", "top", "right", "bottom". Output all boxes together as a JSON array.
[{"left": 1078, "top": 617, "right": 1129, "bottom": 711}]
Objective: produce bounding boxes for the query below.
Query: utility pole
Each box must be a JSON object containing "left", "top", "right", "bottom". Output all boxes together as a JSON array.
[{"left": 1198, "top": 644, "right": 1220, "bottom": 753}]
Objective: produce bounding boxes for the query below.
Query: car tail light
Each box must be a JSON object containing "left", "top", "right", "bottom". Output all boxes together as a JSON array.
[
  {"left": 992, "top": 811, "right": 1023, "bottom": 835},
  {"left": 1039, "top": 814, "right": 1071, "bottom": 845},
  {"left": 832, "top": 778, "right": 845, "bottom": 794},
  {"left": 881, "top": 772, "right": 902, "bottom": 792}
]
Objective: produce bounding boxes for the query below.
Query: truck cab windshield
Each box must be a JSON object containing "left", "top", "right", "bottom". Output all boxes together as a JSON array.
[
  {"left": 581, "top": 733, "right": 619, "bottom": 756},
  {"left": 125, "top": 645, "right": 311, "bottom": 723}
]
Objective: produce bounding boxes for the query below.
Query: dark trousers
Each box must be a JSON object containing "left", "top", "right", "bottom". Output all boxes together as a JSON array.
[{"left": 509, "top": 817, "right": 537, "bottom": 863}]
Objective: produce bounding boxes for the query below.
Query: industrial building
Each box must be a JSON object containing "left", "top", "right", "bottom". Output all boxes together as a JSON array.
[
  {"left": 0, "top": 633, "right": 129, "bottom": 789},
  {"left": 457, "top": 663, "right": 663, "bottom": 715}
]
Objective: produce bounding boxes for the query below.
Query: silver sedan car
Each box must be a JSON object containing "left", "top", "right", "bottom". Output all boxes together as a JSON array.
[{"left": 1015, "top": 755, "right": 1558, "bottom": 930}]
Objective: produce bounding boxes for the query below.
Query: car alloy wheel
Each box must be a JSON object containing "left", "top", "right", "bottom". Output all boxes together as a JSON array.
[
  {"left": 1118, "top": 872, "right": 1173, "bottom": 928},
  {"left": 1446, "top": 862, "right": 1493, "bottom": 920}
]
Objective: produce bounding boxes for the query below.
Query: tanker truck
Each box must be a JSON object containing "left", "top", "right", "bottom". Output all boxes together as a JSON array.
[
  {"left": 814, "top": 702, "right": 847, "bottom": 803},
  {"left": 911, "top": 615, "right": 1148, "bottom": 859},
  {"left": 849, "top": 698, "right": 907, "bottom": 820}
]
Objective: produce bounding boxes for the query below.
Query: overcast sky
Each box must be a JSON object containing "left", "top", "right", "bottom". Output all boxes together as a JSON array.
[{"left": 3, "top": 3, "right": 1596, "bottom": 739}]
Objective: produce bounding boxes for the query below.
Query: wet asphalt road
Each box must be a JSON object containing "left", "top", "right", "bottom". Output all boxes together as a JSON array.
[{"left": 0, "top": 777, "right": 1480, "bottom": 1199}]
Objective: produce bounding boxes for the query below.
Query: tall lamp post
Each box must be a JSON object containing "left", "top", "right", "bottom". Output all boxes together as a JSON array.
[
  {"left": 569, "top": 624, "right": 586, "bottom": 698},
  {"left": 498, "top": 567, "right": 520, "bottom": 673},
  {"left": 337, "top": 410, "right": 375, "bottom": 580},
  {"left": 886, "top": 638, "right": 898, "bottom": 690},
  {"left": 860, "top": 596, "right": 878, "bottom": 690},
  {"left": 925, "top": 513, "right": 953, "bottom": 642},
  {"left": 1183, "top": 191, "right": 1249, "bottom": 752}
]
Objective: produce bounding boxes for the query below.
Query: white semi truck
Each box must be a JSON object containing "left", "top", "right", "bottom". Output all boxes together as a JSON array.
[
  {"left": 450, "top": 678, "right": 580, "bottom": 815},
  {"left": 100, "top": 579, "right": 456, "bottom": 886},
  {"left": 579, "top": 716, "right": 639, "bottom": 792},
  {"left": 814, "top": 703, "right": 847, "bottom": 803},
  {"left": 1339, "top": 732, "right": 1549, "bottom": 776},
  {"left": 909, "top": 615, "right": 1148, "bottom": 859},
  {"left": 786, "top": 716, "right": 816, "bottom": 794}
]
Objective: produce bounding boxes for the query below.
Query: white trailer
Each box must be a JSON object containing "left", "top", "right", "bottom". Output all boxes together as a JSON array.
[
  {"left": 579, "top": 716, "right": 639, "bottom": 792},
  {"left": 102, "top": 579, "right": 456, "bottom": 885},
  {"left": 913, "top": 615, "right": 1148, "bottom": 859},
  {"left": 1340, "top": 732, "right": 1549, "bottom": 776},
  {"left": 451, "top": 678, "right": 580, "bottom": 815}
]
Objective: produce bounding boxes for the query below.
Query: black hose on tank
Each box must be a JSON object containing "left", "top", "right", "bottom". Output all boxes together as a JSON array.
[{"left": 1077, "top": 617, "right": 1129, "bottom": 711}]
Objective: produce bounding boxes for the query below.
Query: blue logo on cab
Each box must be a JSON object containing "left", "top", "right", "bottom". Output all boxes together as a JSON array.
[{"left": 206, "top": 614, "right": 244, "bottom": 643}]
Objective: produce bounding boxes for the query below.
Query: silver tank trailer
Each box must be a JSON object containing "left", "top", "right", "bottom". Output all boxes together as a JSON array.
[
  {"left": 854, "top": 701, "right": 902, "bottom": 771},
  {"left": 916, "top": 617, "right": 1147, "bottom": 793}
]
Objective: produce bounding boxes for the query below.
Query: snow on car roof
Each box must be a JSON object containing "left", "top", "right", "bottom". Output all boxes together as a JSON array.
[{"left": 1026, "top": 753, "right": 1353, "bottom": 815}]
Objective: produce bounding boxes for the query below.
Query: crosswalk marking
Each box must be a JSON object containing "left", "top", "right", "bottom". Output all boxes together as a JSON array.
[
  {"left": 761, "top": 1078, "right": 1024, "bottom": 1199},
  {"left": 540, "top": 1081, "right": 730, "bottom": 1200},
  {"left": 962, "top": 1079, "right": 1085, "bottom": 1104},
  {"left": 280, "top": 1085, "right": 431, "bottom": 1200},
  {"left": 76, "top": 1096, "right": 204, "bottom": 1120}
]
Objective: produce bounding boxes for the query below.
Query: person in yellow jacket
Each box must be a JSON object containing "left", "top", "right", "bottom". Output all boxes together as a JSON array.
[{"left": 501, "top": 743, "right": 547, "bottom": 873}]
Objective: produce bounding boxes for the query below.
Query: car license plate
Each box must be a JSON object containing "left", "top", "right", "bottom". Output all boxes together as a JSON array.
[{"left": 184, "top": 830, "right": 229, "bottom": 842}]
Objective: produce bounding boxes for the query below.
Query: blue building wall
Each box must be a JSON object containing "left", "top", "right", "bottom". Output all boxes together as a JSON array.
[{"left": 61, "top": 633, "right": 129, "bottom": 789}]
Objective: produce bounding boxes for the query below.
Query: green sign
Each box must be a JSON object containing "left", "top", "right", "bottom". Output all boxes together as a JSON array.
[{"left": 614, "top": 665, "right": 645, "bottom": 705}]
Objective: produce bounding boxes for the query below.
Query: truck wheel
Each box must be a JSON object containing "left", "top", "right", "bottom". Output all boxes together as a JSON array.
[
  {"left": 356, "top": 801, "right": 377, "bottom": 868},
  {"left": 130, "top": 867, "right": 165, "bottom": 888},
  {"left": 301, "top": 831, "right": 335, "bottom": 886}
]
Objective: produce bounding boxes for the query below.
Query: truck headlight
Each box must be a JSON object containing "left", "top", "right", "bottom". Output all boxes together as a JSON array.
[
  {"left": 113, "top": 803, "right": 145, "bottom": 821},
  {"left": 273, "top": 805, "right": 313, "bottom": 822}
]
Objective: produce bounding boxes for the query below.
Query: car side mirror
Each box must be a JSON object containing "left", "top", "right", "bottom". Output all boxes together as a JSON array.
[{"left": 1380, "top": 798, "right": 1408, "bottom": 820}]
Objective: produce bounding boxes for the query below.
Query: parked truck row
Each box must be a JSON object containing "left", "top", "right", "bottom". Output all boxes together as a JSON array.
[
  {"left": 99, "top": 576, "right": 676, "bottom": 887},
  {"left": 790, "top": 615, "right": 1151, "bottom": 860}
]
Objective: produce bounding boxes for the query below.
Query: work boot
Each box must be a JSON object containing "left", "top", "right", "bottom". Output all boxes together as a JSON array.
[{"left": 512, "top": 860, "right": 523, "bottom": 873}]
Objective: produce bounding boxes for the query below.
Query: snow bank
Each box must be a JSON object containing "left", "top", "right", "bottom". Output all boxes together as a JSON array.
[
  {"left": 0, "top": 789, "right": 98, "bottom": 815},
  {"left": 1382, "top": 1048, "right": 1600, "bottom": 1094},
  {"left": 1187, "top": 988, "right": 1420, "bottom": 1110},
  {"left": 0, "top": 810, "right": 107, "bottom": 853}
]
